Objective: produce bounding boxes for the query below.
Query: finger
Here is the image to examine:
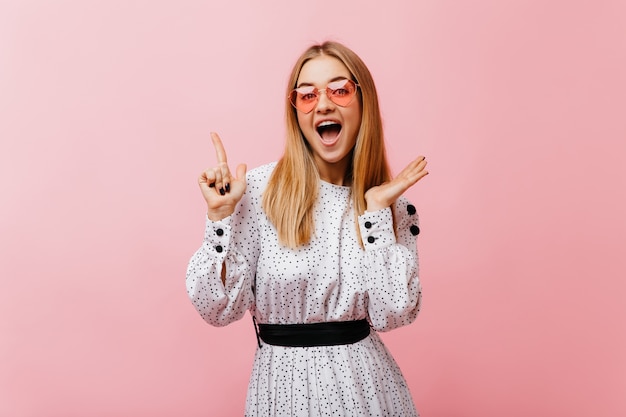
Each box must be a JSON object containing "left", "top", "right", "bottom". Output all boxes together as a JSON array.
[
  {"left": 407, "top": 156, "right": 426, "bottom": 171},
  {"left": 405, "top": 168, "right": 428, "bottom": 186},
  {"left": 411, "top": 169, "right": 429, "bottom": 183},
  {"left": 213, "top": 167, "right": 225, "bottom": 195},
  {"left": 211, "top": 132, "right": 228, "bottom": 164},
  {"left": 405, "top": 157, "right": 427, "bottom": 177},
  {"left": 404, "top": 161, "right": 428, "bottom": 181},
  {"left": 398, "top": 156, "right": 423, "bottom": 172},
  {"left": 395, "top": 158, "right": 424, "bottom": 182},
  {"left": 235, "top": 163, "right": 247, "bottom": 182},
  {"left": 218, "top": 162, "right": 231, "bottom": 193},
  {"left": 394, "top": 161, "right": 428, "bottom": 190},
  {"left": 199, "top": 168, "right": 217, "bottom": 189},
  {"left": 414, "top": 156, "right": 427, "bottom": 172}
]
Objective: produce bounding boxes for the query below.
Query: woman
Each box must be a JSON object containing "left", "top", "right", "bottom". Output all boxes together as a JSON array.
[{"left": 187, "top": 41, "right": 428, "bottom": 416}]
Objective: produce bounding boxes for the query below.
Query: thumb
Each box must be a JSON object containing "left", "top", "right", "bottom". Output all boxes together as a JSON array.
[{"left": 236, "top": 163, "right": 247, "bottom": 181}]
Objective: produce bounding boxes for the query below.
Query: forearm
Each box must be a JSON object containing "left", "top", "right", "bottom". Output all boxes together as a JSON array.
[
  {"left": 185, "top": 217, "right": 255, "bottom": 326},
  {"left": 358, "top": 204, "right": 422, "bottom": 331}
]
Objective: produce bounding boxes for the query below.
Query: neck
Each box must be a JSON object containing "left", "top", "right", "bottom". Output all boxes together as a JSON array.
[
  {"left": 313, "top": 153, "right": 353, "bottom": 186},
  {"left": 316, "top": 162, "right": 351, "bottom": 186}
]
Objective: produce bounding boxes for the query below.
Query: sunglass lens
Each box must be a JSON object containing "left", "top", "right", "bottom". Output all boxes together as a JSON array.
[
  {"left": 290, "top": 86, "right": 317, "bottom": 113},
  {"left": 328, "top": 79, "right": 356, "bottom": 107}
]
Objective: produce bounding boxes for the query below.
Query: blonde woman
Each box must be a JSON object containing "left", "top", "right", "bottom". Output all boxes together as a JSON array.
[{"left": 187, "top": 41, "right": 428, "bottom": 416}]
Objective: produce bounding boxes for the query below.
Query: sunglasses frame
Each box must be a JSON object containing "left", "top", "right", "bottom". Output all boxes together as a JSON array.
[{"left": 289, "top": 78, "right": 360, "bottom": 114}]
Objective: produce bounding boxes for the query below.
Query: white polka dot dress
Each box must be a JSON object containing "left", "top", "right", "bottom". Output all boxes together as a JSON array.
[{"left": 187, "top": 163, "right": 423, "bottom": 416}]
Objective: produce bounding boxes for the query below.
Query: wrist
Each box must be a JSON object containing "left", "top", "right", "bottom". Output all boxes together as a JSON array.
[
  {"left": 364, "top": 197, "right": 390, "bottom": 212},
  {"left": 206, "top": 206, "right": 234, "bottom": 221}
]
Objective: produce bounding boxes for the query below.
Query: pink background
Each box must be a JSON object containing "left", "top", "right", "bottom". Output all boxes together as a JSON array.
[{"left": 1, "top": 1, "right": 625, "bottom": 416}]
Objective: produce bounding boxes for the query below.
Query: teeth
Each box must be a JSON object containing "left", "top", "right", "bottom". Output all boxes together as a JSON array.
[{"left": 318, "top": 121, "right": 339, "bottom": 127}]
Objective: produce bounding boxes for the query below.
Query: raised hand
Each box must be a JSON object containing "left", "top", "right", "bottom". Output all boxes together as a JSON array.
[
  {"left": 364, "top": 156, "right": 428, "bottom": 212},
  {"left": 198, "top": 132, "right": 247, "bottom": 221}
]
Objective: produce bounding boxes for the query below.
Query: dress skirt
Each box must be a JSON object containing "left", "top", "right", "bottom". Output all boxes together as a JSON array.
[{"left": 245, "top": 331, "right": 418, "bottom": 417}]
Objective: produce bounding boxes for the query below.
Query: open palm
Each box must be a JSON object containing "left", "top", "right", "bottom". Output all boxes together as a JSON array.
[{"left": 364, "top": 156, "right": 428, "bottom": 212}]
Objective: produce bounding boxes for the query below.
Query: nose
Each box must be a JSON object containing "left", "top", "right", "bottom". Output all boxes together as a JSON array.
[{"left": 315, "top": 89, "right": 335, "bottom": 113}]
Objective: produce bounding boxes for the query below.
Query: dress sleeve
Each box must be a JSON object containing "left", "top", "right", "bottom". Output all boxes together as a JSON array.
[
  {"left": 185, "top": 191, "right": 260, "bottom": 327},
  {"left": 357, "top": 199, "right": 422, "bottom": 332}
]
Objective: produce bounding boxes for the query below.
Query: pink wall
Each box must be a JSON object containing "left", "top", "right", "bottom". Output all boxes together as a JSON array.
[{"left": 1, "top": 1, "right": 625, "bottom": 416}]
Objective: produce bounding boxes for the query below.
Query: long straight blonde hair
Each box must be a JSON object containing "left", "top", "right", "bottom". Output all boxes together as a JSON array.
[{"left": 263, "top": 41, "right": 392, "bottom": 248}]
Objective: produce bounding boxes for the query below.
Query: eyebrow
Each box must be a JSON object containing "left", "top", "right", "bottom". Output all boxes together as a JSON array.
[{"left": 296, "top": 76, "right": 349, "bottom": 89}]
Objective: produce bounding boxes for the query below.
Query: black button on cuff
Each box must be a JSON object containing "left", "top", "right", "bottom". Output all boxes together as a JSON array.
[
  {"left": 410, "top": 225, "right": 420, "bottom": 236},
  {"left": 364, "top": 221, "right": 372, "bottom": 229},
  {"left": 215, "top": 245, "right": 223, "bottom": 253},
  {"left": 367, "top": 236, "right": 376, "bottom": 244},
  {"left": 216, "top": 228, "right": 224, "bottom": 236},
  {"left": 407, "top": 204, "right": 416, "bottom": 215}
]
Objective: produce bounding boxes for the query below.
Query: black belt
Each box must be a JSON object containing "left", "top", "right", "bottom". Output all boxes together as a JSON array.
[{"left": 253, "top": 318, "right": 370, "bottom": 347}]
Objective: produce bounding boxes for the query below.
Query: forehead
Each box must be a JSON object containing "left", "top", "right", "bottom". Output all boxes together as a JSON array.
[{"left": 297, "top": 55, "right": 352, "bottom": 86}]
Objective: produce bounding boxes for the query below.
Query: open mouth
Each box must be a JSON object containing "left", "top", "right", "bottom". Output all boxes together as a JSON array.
[{"left": 316, "top": 121, "right": 342, "bottom": 144}]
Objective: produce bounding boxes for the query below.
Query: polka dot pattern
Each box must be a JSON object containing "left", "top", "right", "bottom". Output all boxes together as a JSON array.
[{"left": 186, "top": 163, "right": 423, "bottom": 416}]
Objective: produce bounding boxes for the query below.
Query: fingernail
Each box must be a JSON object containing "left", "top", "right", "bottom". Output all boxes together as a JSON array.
[
  {"left": 225, "top": 183, "right": 230, "bottom": 192},
  {"left": 209, "top": 182, "right": 215, "bottom": 188},
  {"left": 219, "top": 187, "right": 225, "bottom": 195}
]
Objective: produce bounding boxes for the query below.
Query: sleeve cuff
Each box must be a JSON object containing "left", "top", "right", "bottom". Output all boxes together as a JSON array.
[
  {"left": 358, "top": 207, "right": 396, "bottom": 250},
  {"left": 202, "top": 215, "right": 233, "bottom": 256}
]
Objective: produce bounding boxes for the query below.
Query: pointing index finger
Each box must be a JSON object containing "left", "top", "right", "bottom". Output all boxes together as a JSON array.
[{"left": 210, "top": 132, "right": 228, "bottom": 164}]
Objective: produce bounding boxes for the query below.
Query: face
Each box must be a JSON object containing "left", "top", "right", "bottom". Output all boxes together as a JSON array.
[{"left": 294, "top": 55, "right": 362, "bottom": 185}]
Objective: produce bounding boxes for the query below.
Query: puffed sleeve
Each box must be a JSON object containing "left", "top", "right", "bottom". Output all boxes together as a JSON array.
[
  {"left": 358, "top": 198, "right": 422, "bottom": 332},
  {"left": 185, "top": 182, "right": 261, "bottom": 327}
]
